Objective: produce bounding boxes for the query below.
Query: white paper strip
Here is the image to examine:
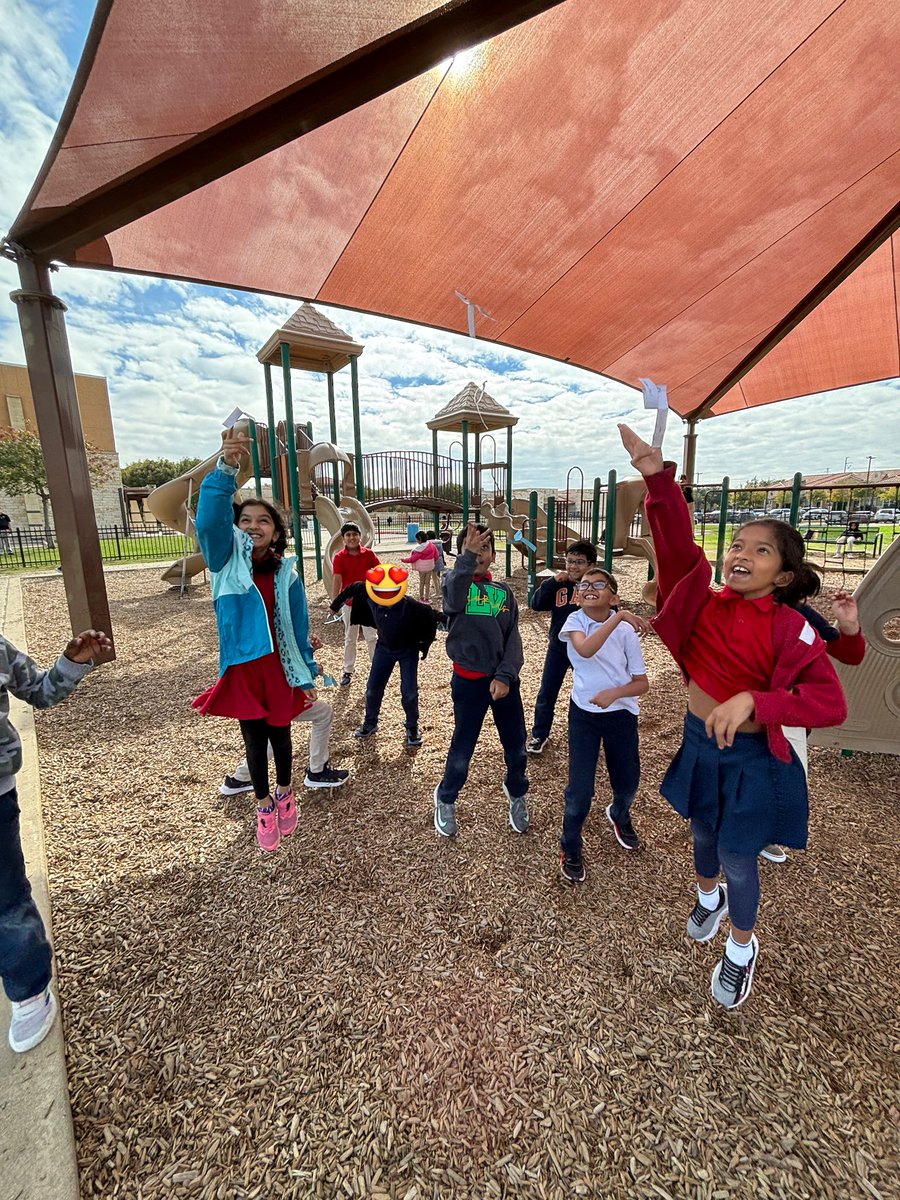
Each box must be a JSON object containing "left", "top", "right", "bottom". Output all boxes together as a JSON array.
[{"left": 639, "top": 378, "right": 669, "bottom": 448}]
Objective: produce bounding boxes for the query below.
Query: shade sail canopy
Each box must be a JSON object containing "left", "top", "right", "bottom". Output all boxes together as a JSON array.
[{"left": 9, "top": 0, "right": 900, "bottom": 419}]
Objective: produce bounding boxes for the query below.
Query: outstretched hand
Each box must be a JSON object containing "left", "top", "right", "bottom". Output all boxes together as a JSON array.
[
  {"left": 462, "top": 522, "right": 492, "bottom": 556},
  {"left": 64, "top": 630, "right": 112, "bottom": 663},
  {"left": 618, "top": 610, "right": 654, "bottom": 637},
  {"left": 618, "top": 424, "right": 664, "bottom": 477},
  {"left": 830, "top": 590, "right": 860, "bottom": 635},
  {"left": 221, "top": 432, "right": 251, "bottom": 468}
]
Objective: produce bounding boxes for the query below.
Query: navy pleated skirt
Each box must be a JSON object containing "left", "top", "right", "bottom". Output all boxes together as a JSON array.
[{"left": 661, "top": 712, "right": 809, "bottom": 855}]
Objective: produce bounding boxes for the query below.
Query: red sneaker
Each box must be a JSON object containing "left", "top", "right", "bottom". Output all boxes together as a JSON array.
[
  {"left": 275, "top": 788, "right": 297, "bottom": 838},
  {"left": 256, "top": 805, "right": 280, "bottom": 853}
]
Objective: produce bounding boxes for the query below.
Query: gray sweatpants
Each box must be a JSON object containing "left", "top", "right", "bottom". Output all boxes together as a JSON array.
[{"left": 230, "top": 699, "right": 334, "bottom": 777}]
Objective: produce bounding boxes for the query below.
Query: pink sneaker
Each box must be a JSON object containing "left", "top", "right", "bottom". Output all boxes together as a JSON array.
[
  {"left": 256, "top": 804, "right": 280, "bottom": 853},
  {"left": 275, "top": 788, "right": 297, "bottom": 838}
]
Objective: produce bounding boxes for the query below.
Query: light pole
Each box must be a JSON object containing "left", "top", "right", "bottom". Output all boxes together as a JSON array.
[{"left": 865, "top": 455, "right": 874, "bottom": 485}]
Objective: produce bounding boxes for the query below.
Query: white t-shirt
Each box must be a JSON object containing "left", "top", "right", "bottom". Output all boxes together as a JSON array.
[{"left": 559, "top": 611, "right": 647, "bottom": 715}]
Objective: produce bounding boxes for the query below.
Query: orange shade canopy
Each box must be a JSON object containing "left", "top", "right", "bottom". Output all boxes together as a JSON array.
[{"left": 9, "top": 0, "right": 900, "bottom": 418}]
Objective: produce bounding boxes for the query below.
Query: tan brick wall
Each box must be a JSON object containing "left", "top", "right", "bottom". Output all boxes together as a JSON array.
[{"left": 0, "top": 362, "right": 117, "bottom": 453}]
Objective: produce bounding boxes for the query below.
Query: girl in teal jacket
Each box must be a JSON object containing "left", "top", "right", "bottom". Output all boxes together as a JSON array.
[{"left": 193, "top": 433, "right": 319, "bottom": 853}]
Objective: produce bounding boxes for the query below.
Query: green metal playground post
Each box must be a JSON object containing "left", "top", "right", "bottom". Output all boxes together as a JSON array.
[
  {"left": 474, "top": 431, "right": 481, "bottom": 521},
  {"left": 248, "top": 418, "right": 262, "bottom": 499},
  {"left": 528, "top": 490, "right": 538, "bottom": 602},
  {"left": 350, "top": 355, "right": 365, "bottom": 503},
  {"left": 307, "top": 420, "right": 323, "bottom": 581},
  {"left": 505, "top": 425, "right": 513, "bottom": 577},
  {"left": 461, "top": 419, "right": 469, "bottom": 524},
  {"left": 604, "top": 470, "right": 616, "bottom": 573},
  {"left": 279, "top": 342, "right": 303, "bottom": 571},
  {"left": 789, "top": 471, "right": 803, "bottom": 527},
  {"left": 327, "top": 370, "right": 340, "bottom": 503},
  {"left": 546, "top": 494, "right": 556, "bottom": 570},
  {"left": 263, "top": 363, "right": 280, "bottom": 506},
  {"left": 714, "top": 476, "right": 730, "bottom": 584},
  {"left": 591, "top": 476, "right": 601, "bottom": 546}
]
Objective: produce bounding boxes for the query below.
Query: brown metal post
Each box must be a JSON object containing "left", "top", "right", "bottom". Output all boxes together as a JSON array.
[{"left": 10, "top": 254, "right": 114, "bottom": 655}]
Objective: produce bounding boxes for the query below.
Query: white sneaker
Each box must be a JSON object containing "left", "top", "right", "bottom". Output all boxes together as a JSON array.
[{"left": 9, "top": 986, "right": 57, "bottom": 1053}]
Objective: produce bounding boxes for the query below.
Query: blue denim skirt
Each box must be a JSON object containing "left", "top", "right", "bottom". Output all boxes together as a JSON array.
[{"left": 661, "top": 712, "right": 809, "bottom": 855}]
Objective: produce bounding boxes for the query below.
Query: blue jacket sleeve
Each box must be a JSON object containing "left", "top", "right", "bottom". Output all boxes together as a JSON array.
[
  {"left": 288, "top": 572, "right": 319, "bottom": 683},
  {"left": 195, "top": 460, "right": 240, "bottom": 572}
]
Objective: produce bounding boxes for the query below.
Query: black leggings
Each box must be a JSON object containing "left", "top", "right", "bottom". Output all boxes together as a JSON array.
[{"left": 238, "top": 719, "right": 293, "bottom": 802}]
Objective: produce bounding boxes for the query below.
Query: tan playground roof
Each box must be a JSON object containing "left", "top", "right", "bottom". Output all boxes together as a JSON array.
[
  {"left": 8, "top": 0, "right": 900, "bottom": 419},
  {"left": 256, "top": 302, "right": 364, "bottom": 373},
  {"left": 427, "top": 382, "right": 517, "bottom": 433}
]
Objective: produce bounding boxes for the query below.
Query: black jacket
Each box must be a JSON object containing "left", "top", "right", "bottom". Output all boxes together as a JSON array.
[{"left": 331, "top": 583, "right": 438, "bottom": 659}]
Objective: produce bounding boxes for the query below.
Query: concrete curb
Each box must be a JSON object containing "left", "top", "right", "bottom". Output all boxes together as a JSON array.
[{"left": 0, "top": 576, "right": 80, "bottom": 1200}]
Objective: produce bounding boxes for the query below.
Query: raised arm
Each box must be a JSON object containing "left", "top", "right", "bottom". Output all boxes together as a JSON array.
[{"left": 195, "top": 433, "right": 248, "bottom": 573}]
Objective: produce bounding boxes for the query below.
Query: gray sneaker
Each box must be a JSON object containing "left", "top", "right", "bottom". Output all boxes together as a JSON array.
[
  {"left": 502, "top": 781, "right": 530, "bottom": 834},
  {"left": 686, "top": 884, "right": 728, "bottom": 942},
  {"left": 711, "top": 936, "right": 759, "bottom": 1009},
  {"left": 8, "top": 986, "right": 57, "bottom": 1053},
  {"left": 433, "top": 786, "right": 458, "bottom": 837},
  {"left": 759, "top": 844, "right": 787, "bottom": 863}
]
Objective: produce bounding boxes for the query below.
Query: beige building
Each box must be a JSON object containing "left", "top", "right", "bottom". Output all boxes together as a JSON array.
[{"left": 0, "top": 362, "right": 122, "bottom": 529}]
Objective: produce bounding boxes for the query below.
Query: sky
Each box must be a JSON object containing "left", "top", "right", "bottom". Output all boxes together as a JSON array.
[{"left": 1, "top": 0, "right": 898, "bottom": 489}]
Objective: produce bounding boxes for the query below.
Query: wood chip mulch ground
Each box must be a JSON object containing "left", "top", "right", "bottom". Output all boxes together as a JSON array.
[{"left": 22, "top": 563, "right": 899, "bottom": 1200}]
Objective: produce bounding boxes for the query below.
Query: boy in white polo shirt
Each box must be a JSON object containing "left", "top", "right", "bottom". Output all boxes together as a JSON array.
[{"left": 558, "top": 566, "right": 650, "bottom": 882}]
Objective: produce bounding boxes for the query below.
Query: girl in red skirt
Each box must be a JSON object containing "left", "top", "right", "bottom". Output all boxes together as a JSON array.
[{"left": 193, "top": 433, "right": 321, "bottom": 852}]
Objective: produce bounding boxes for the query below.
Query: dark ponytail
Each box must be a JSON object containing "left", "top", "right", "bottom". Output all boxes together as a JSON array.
[{"left": 738, "top": 520, "right": 822, "bottom": 606}]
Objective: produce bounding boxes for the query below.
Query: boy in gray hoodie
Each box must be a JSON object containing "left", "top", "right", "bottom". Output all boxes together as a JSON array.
[
  {"left": 433, "top": 523, "right": 528, "bottom": 838},
  {"left": 1, "top": 627, "right": 110, "bottom": 1052}
]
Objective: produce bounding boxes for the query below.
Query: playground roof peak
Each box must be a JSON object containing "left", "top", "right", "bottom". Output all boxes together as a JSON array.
[
  {"left": 427, "top": 381, "right": 518, "bottom": 433},
  {"left": 257, "top": 302, "right": 364, "bottom": 373}
]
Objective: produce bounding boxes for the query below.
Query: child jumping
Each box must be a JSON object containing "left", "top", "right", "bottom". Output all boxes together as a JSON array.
[
  {"left": 433, "top": 523, "right": 529, "bottom": 838},
  {"left": 619, "top": 422, "right": 847, "bottom": 1009},
  {"left": 2, "top": 626, "right": 111, "bottom": 1052},
  {"left": 527, "top": 539, "right": 598, "bottom": 755},
  {"left": 332, "top": 523, "right": 379, "bottom": 687},
  {"left": 402, "top": 531, "right": 440, "bottom": 602},
  {"left": 558, "top": 566, "right": 650, "bottom": 882},
  {"left": 193, "top": 432, "right": 324, "bottom": 853}
]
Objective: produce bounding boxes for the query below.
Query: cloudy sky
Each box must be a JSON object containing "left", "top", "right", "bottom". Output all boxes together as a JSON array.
[{"left": 1, "top": 0, "right": 897, "bottom": 488}]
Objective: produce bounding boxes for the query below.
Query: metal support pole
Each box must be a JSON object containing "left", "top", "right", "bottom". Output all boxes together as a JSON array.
[
  {"left": 474, "top": 431, "right": 482, "bottom": 521},
  {"left": 528, "top": 490, "right": 538, "bottom": 602},
  {"left": 248, "top": 419, "right": 262, "bottom": 499},
  {"left": 327, "top": 370, "right": 340, "bottom": 502},
  {"left": 714, "top": 476, "right": 731, "bottom": 584},
  {"left": 432, "top": 429, "right": 439, "bottom": 502},
  {"left": 279, "top": 342, "right": 303, "bottom": 571},
  {"left": 505, "top": 425, "right": 513, "bottom": 577},
  {"left": 682, "top": 418, "right": 699, "bottom": 482},
  {"left": 10, "top": 255, "right": 113, "bottom": 652},
  {"left": 789, "top": 471, "right": 803, "bottom": 528},
  {"left": 591, "top": 476, "right": 601, "bottom": 546},
  {"left": 263, "top": 363, "right": 280, "bottom": 506},
  {"left": 604, "top": 470, "right": 617, "bottom": 573},
  {"left": 350, "top": 355, "right": 365, "bottom": 502},
  {"left": 461, "top": 420, "right": 470, "bottom": 524},
  {"left": 546, "top": 494, "right": 556, "bottom": 569},
  {"left": 307, "top": 420, "right": 323, "bottom": 581}
]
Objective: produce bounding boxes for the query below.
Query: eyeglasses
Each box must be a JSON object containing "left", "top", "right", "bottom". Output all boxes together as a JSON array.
[
  {"left": 566, "top": 557, "right": 588, "bottom": 566},
  {"left": 575, "top": 580, "right": 610, "bottom": 593}
]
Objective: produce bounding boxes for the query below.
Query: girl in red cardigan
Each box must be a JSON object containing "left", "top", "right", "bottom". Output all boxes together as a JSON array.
[{"left": 619, "top": 425, "right": 847, "bottom": 1010}]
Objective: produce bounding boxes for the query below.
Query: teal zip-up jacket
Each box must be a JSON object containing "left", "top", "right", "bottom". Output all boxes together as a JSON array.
[{"left": 195, "top": 460, "right": 318, "bottom": 688}]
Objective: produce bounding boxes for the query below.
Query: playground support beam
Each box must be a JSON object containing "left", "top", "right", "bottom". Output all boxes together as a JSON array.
[
  {"left": 350, "top": 355, "right": 365, "bottom": 503},
  {"left": 307, "top": 420, "right": 323, "bottom": 581},
  {"left": 474, "top": 431, "right": 481, "bottom": 520},
  {"left": 789, "top": 471, "right": 803, "bottom": 528},
  {"left": 714, "top": 476, "right": 730, "bottom": 584},
  {"left": 546, "top": 495, "right": 556, "bottom": 569},
  {"left": 461, "top": 420, "right": 469, "bottom": 524},
  {"left": 10, "top": 254, "right": 113, "bottom": 656},
  {"left": 327, "top": 370, "right": 340, "bottom": 503},
  {"left": 527, "top": 490, "right": 538, "bottom": 602},
  {"left": 682, "top": 418, "right": 698, "bottom": 483},
  {"left": 506, "top": 425, "right": 513, "bottom": 577},
  {"left": 263, "top": 363, "right": 280, "bottom": 505},
  {"left": 432, "top": 429, "right": 439, "bottom": 503},
  {"left": 591, "top": 476, "right": 601, "bottom": 546},
  {"left": 604, "top": 470, "right": 616, "bottom": 574},
  {"left": 279, "top": 341, "right": 304, "bottom": 570},
  {"left": 248, "top": 418, "right": 262, "bottom": 498}
]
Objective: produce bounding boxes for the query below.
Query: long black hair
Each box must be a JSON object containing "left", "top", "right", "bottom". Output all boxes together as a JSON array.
[
  {"left": 234, "top": 497, "right": 289, "bottom": 570},
  {"left": 738, "top": 519, "right": 822, "bottom": 605}
]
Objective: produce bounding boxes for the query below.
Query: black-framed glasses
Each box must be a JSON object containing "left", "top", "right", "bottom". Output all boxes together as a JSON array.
[
  {"left": 566, "top": 557, "right": 588, "bottom": 565},
  {"left": 575, "top": 579, "right": 610, "bottom": 592}
]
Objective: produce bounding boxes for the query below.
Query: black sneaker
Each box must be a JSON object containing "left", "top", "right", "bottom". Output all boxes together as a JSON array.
[
  {"left": 339, "top": 671, "right": 352, "bottom": 687},
  {"left": 605, "top": 804, "right": 641, "bottom": 850},
  {"left": 354, "top": 722, "right": 378, "bottom": 739},
  {"left": 406, "top": 727, "right": 423, "bottom": 748},
  {"left": 527, "top": 735, "right": 548, "bottom": 755},
  {"left": 304, "top": 762, "right": 350, "bottom": 789},
  {"left": 711, "top": 936, "right": 759, "bottom": 1009},
  {"left": 219, "top": 775, "right": 254, "bottom": 796},
  {"left": 560, "top": 852, "right": 585, "bottom": 883}
]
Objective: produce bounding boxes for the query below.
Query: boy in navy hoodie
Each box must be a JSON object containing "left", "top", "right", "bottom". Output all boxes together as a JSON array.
[{"left": 433, "top": 523, "right": 528, "bottom": 839}]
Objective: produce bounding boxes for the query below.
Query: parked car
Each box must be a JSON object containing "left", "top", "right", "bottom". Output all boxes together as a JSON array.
[
  {"left": 873, "top": 508, "right": 898, "bottom": 523},
  {"left": 766, "top": 507, "right": 792, "bottom": 520},
  {"left": 800, "top": 508, "right": 829, "bottom": 522},
  {"left": 825, "top": 510, "right": 848, "bottom": 524},
  {"left": 850, "top": 510, "right": 874, "bottom": 522}
]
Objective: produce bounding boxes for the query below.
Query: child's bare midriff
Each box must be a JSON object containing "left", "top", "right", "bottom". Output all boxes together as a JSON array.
[{"left": 687, "top": 679, "right": 764, "bottom": 733}]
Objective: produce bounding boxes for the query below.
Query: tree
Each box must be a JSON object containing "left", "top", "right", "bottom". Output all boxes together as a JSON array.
[
  {"left": 121, "top": 457, "right": 201, "bottom": 487},
  {"left": 0, "top": 428, "right": 117, "bottom": 548}
]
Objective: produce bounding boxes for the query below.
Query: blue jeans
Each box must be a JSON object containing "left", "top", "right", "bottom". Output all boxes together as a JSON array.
[
  {"left": 437, "top": 674, "right": 528, "bottom": 804},
  {"left": 531, "top": 642, "right": 571, "bottom": 741},
  {"left": 365, "top": 644, "right": 420, "bottom": 730},
  {"left": 0, "top": 786, "right": 52, "bottom": 1002},
  {"left": 561, "top": 704, "right": 640, "bottom": 857},
  {"left": 691, "top": 817, "right": 760, "bottom": 930}
]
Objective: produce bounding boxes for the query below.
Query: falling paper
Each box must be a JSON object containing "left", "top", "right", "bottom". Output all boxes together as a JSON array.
[
  {"left": 223, "top": 407, "right": 250, "bottom": 430},
  {"left": 639, "top": 378, "right": 669, "bottom": 448}
]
